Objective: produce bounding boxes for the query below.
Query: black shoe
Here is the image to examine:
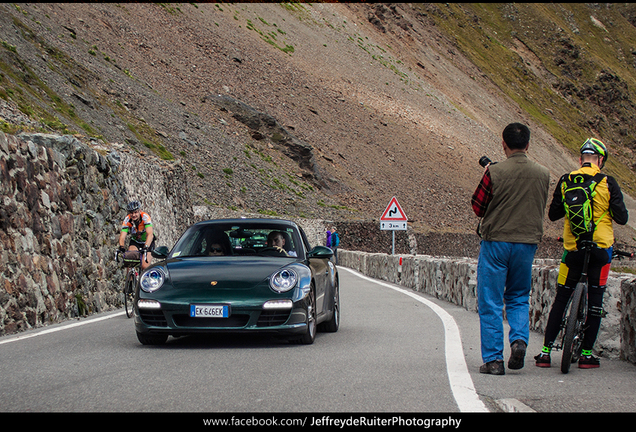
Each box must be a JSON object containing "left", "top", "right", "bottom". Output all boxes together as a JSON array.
[
  {"left": 579, "top": 354, "right": 600, "bottom": 369},
  {"left": 480, "top": 359, "right": 505, "bottom": 375},
  {"left": 508, "top": 339, "right": 527, "bottom": 370},
  {"left": 534, "top": 353, "right": 551, "bottom": 368}
]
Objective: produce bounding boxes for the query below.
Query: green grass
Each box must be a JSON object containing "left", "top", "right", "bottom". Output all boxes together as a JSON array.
[
  {"left": 421, "top": 3, "right": 636, "bottom": 192},
  {"left": 1, "top": 14, "right": 175, "bottom": 160}
]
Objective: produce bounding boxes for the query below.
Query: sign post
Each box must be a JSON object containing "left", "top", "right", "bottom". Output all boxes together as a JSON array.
[{"left": 379, "top": 196, "right": 408, "bottom": 255}]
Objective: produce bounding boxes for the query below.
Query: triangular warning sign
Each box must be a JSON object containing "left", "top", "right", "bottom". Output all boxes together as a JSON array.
[{"left": 380, "top": 196, "right": 407, "bottom": 221}]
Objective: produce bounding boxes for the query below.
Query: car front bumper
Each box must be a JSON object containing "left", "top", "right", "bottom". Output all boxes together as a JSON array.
[{"left": 133, "top": 296, "right": 310, "bottom": 337}]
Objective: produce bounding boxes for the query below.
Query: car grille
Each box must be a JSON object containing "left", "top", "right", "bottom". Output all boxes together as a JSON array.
[
  {"left": 257, "top": 310, "right": 291, "bottom": 327},
  {"left": 139, "top": 309, "right": 168, "bottom": 327},
  {"left": 173, "top": 314, "right": 250, "bottom": 328}
]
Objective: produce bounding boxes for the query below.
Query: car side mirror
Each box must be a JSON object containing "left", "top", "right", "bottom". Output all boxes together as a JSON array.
[
  {"left": 151, "top": 246, "right": 170, "bottom": 259},
  {"left": 307, "top": 245, "right": 334, "bottom": 259}
]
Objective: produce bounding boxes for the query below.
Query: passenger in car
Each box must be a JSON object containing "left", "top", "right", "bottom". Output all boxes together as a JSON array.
[
  {"left": 206, "top": 232, "right": 232, "bottom": 256},
  {"left": 207, "top": 243, "right": 225, "bottom": 256}
]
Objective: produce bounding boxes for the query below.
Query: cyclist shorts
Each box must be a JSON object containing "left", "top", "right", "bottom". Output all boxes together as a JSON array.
[
  {"left": 557, "top": 246, "right": 612, "bottom": 288},
  {"left": 130, "top": 238, "right": 156, "bottom": 252}
]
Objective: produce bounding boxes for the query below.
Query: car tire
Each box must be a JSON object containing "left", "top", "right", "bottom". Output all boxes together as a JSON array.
[
  {"left": 297, "top": 286, "right": 316, "bottom": 345},
  {"left": 319, "top": 282, "right": 339, "bottom": 333},
  {"left": 136, "top": 331, "right": 168, "bottom": 346}
]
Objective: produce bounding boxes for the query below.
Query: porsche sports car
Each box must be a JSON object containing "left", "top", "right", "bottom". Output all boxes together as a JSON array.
[{"left": 134, "top": 218, "right": 339, "bottom": 345}]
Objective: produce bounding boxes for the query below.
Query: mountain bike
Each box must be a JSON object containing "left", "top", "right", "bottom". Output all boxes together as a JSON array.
[
  {"left": 553, "top": 239, "right": 633, "bottom": 373},
  {"left": 115, "top": 248, "right": 148, "bottom": 318}
]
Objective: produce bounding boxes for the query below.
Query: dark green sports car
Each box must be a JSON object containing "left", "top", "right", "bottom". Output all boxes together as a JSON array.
[{"left": 134, "top": 218, "right": 340, "bottom": 345}]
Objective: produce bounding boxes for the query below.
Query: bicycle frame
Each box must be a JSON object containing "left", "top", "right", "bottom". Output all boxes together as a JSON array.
[{"left": 116, "top": 248, "right": 148, "bottom": 318}]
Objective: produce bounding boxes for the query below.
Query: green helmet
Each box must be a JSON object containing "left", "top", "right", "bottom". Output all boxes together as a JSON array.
[{"left": 580, "top": 138, "right": 607, "bottom": 168}]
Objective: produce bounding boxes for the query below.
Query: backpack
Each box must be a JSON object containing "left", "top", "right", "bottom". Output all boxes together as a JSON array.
[
  {"left": 561, "top": 172, "right": 607, "bottom": 240},
  {"left": 332, "top": 233, "right": 340, "bottom": 248}
]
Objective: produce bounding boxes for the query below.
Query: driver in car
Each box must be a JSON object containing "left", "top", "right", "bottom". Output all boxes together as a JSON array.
[{"left": 266, "top": 231, "right": 296, "bottom": 256}]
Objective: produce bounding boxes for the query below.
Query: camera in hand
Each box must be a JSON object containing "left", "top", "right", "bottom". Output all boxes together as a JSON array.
[{"left": 479, "top": 156, "right": 496, "bottom": 167}]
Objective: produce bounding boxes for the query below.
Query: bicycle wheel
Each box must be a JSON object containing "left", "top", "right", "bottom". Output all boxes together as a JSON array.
[
  {"left": 124, "top": 271, "right": 136, "bottom": 318},
  {"left": 561, "top": 281, "right": 586, "bottom": 373}
]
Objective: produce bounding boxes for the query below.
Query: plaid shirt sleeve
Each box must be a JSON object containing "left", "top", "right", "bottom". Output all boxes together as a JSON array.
[{"left": 471, "top": 169, "right": 493, "bottom": 217}]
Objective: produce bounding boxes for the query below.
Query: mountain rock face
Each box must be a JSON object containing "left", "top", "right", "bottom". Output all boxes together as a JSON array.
[
  {"left": 2, "top": 4, "right": 636, "bottom": 334},
  {"left": 6, "top": 3, "right": 636, "bottom": 234}
]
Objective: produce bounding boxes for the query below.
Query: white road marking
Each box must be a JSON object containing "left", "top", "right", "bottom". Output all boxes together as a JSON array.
[
  {"left": 0, "top": 311, "right": 125, "bottom": 345},
  {"left": 340, "top": 267, "right": 489, "bottom": 413}
]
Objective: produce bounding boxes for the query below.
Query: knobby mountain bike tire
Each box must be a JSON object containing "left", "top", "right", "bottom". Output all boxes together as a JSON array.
[
  {"left": 124, "top": 271, "right": 137, "bottom": 318},
  {"left": 561, "top": 281, "right": 587, "bottom": 374}
]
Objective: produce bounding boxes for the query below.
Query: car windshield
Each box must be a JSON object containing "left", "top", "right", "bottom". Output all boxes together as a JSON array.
[{"left": 169, "top": 221, "right": 305, "bottom": 259}]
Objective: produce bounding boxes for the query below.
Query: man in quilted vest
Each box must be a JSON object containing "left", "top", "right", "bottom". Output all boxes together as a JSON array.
[{"left": 471, "top": 123, "right": 550, "bottom": 375}]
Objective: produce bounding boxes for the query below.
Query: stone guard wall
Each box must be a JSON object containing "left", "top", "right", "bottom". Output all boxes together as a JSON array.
[{"left": 339, "top": 249, "right": 636, "bottom": 363}]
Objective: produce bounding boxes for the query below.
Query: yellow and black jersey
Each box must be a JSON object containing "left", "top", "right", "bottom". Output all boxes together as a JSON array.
[{"left": 549, "top": 163, "right": 628, "bottom": 251}]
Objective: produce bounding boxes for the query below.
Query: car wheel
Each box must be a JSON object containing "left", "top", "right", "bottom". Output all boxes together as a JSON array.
[
  {"left": 320, "top": 282, "right": 339, "bottom": 333},
  {"left": 297, "top": 286, "right": 316, "bottom": 345},
  {"left": 136, "top": 331, "right": 168, "bottom": 346}
]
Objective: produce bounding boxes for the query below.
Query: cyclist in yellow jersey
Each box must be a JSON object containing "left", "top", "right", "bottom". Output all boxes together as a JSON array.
[{"left": 535, "top": 138, "right": 628, "bottom": 369}]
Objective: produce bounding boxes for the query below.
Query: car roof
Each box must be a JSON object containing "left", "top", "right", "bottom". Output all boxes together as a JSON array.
[{"left": 194, "top": 218, "right": 299, "bottom": 228}]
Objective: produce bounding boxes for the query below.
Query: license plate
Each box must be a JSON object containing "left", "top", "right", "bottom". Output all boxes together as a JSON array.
[{"left": 190, "top": 304, "right": 229, "bottom": 318}]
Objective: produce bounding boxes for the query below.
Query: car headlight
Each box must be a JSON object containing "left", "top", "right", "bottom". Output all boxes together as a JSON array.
[
  {"left": 140, "top": 268, "right": 165, "bottom": 293},
  {"left": 269, "top": 268, "right": 298, "bottom": 293}
]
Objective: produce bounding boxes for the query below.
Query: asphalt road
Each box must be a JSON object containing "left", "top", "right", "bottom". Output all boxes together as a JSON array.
[{"left": 1, "top": 267, "right": 635, "bottom": 420}]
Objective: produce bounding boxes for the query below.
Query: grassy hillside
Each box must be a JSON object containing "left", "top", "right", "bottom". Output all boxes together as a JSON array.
[{"left": 423, "top": 3, "right": 636, "bottom": 193}]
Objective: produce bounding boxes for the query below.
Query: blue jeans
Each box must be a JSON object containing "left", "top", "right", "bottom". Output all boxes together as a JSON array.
[{"left": 477, "top": 240, "right": 537, "bottom": 363}]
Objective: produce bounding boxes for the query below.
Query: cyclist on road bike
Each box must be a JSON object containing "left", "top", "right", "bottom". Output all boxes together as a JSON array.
[
  {"left": 535, "top": 138, "right": 628, "bottom": 369},
  {"left": 117, "top": 201, "right": 156, "bottom": 271}
]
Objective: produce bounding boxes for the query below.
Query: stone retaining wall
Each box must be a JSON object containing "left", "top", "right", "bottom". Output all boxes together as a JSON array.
[
  {"left": 339, "top": 249, "right": 636, "bottom": 363},
  {"left": 0, "top": 132, "right": 193, "bottom": 334}
]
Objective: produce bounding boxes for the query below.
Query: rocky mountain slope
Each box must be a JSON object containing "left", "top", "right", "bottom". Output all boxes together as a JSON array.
[{"left": 2, "top": 3, "right": 636, "bottom": 255}]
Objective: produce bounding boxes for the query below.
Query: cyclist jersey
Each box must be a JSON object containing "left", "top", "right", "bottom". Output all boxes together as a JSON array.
[
  {"left": 549, "top": 163, "right": 628, "bottom": 251},
  {"left": 121, "top": 211, "right": 153, "bottom": 243}
]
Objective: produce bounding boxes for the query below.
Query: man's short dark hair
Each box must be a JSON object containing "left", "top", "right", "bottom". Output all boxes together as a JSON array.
[{"left": 502, "top": 123, "right": 530, "bottom": 150}]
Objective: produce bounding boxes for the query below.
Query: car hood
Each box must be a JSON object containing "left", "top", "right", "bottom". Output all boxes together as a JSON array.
[{"left": 164, "top": 257, "right": 297, "bottom": 290}]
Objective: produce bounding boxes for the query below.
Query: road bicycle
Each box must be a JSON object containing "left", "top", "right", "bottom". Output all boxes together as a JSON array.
[
  {"left": 115, "top": 248, "right": 148, "bottom": 318},
  {"left": 553, "top": 239, "right": 633, "bottom": 373}
]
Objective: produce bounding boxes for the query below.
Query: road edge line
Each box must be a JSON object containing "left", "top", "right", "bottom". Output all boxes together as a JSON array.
[
  {"left": 339, "top": 267, "right": 489, "bottom": 413},
  {"left": 0, "top": 310, "right": 126, "bottom": 345}
]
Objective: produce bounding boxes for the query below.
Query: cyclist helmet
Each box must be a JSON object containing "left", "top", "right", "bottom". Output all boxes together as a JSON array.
[
  {"left": 126, "top": 200, "right": 141, "bottom": 213},
  {"left": 580, "top": 138, "right": 607, "bottom": 168}
]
